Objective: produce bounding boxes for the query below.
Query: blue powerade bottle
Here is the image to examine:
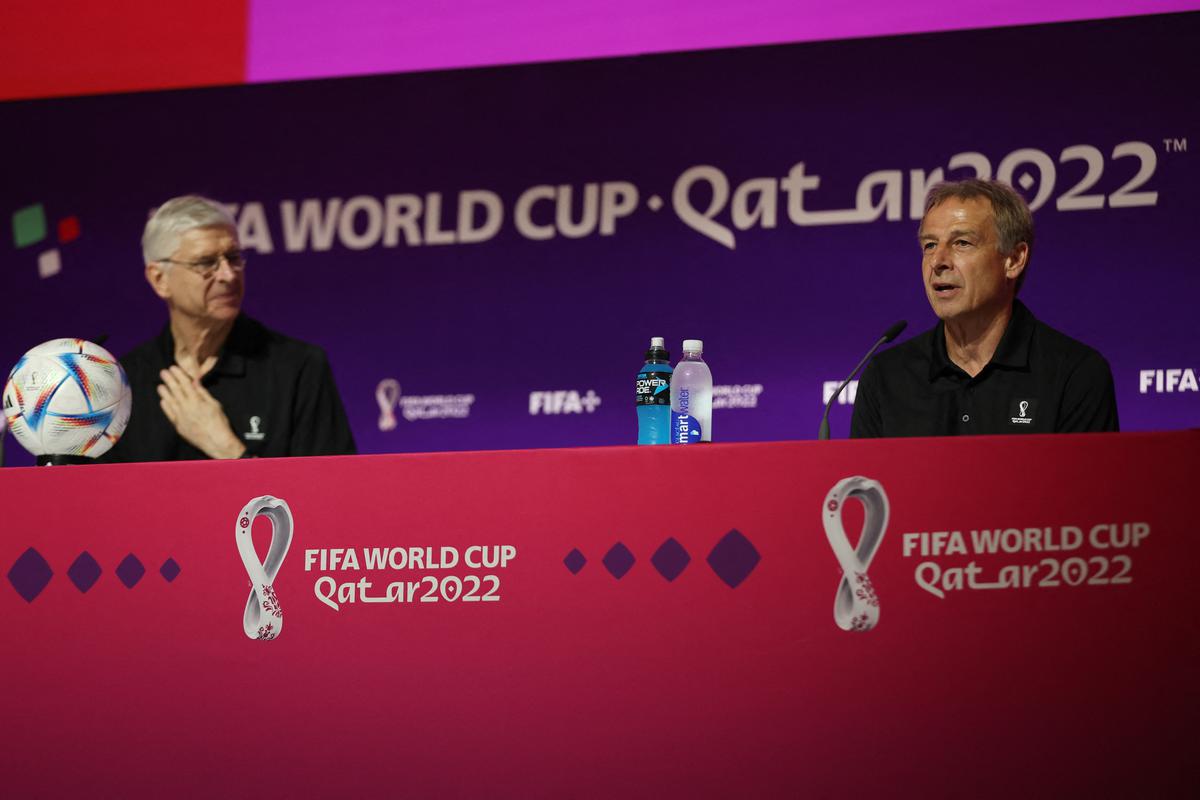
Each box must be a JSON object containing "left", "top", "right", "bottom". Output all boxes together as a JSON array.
[{"left": 636, "top": 337, "right": 672, "bottom": 445}]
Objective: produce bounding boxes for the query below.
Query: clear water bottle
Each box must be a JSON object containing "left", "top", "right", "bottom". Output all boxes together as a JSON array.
[
  {"left": 671, "top": 339, "right": 712, "bottom": 444},
  {"left": 636, "top": 337, "right": 672, "bottom": 445}
]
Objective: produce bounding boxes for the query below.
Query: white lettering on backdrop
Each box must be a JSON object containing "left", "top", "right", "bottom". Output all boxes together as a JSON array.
[{"left": 221, "top": 141, "right": 1161, "bottom": 253}]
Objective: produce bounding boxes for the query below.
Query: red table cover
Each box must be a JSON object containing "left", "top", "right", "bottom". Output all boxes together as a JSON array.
[{"left": 2, "top": 432, "right": 1196, "bottom": 796}]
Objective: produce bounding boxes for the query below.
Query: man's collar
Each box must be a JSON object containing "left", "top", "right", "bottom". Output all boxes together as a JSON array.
[
  {"left": 154, "top": 314, "right": 248, "bottom": 378},
  {"left": 927, "top": 299, "right": 1035, "bottom": 380},
  {"left": 928, "top": 324, "right": 957, "bottom": 381},
  {"left": 209, "top": 315, "right": 248, "bottom": 377},
  {"left": 989, "top": 299, "right": 1035, "bottom": 369}
]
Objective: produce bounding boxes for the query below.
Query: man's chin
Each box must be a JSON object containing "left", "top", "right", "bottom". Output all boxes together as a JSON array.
[
  {"left": 927, "top": 297, "right": 960, "bottom": 321},
  {"left": 206, "top": 304, "right": 242, "bottom": 322}
]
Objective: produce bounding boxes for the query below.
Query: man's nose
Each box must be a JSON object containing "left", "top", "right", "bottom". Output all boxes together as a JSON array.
[
  {"left": 929, "top": 243, "right": 952, "bottom": 272},
  {"left": 214, "top": 259, "right": 240, "bottom": 280}
]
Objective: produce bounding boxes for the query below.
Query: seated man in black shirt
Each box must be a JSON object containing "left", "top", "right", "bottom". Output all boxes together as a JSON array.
[
  {"left": 102, "top": 195, "right": 356, "bottom": 462},
  {"left": 851, "top": 179, "right": 1118, "bottom": 438}
]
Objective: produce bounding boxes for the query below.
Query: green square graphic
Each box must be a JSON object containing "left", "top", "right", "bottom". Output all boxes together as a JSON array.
[{"left": 13, "top": 203, "right": 47, "bottom": 248}]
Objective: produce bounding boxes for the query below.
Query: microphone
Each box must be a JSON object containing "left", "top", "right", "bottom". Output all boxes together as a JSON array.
[{"left": 818, "top": 320, "right": 906, "bottom": 440}]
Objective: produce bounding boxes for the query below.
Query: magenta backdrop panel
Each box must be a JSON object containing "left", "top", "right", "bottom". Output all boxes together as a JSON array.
[{"left": 247, "top": 0, "right": 1200, "bottom": 82}]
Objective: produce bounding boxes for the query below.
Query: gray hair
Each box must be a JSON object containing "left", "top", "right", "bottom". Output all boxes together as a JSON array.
[
  {"left": 142, "top": 195, "right": 236, "bottom": 264},
  {"left": 923, "top": 179, "right": 1035, "bottom": 293}
]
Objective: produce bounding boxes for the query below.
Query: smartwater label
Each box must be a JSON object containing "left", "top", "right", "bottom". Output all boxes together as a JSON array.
[
  {"left": 671, "top": 411, "right": 703, "bottom": 444},
  {"left": 636, "top": 371, "right": 671, "bottom": 406}
]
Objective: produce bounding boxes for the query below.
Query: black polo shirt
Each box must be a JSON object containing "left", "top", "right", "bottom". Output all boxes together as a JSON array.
[
  {"left": 101, "top": 314, "right": 356, "bottom": 462},
  {"left": 850, "top": 301, "right": 1118, "bottom": 438}
]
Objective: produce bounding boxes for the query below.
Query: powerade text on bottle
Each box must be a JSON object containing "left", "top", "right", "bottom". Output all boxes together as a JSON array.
[
  {"left": 636, "top": 337, "right": 672, "bottom": 445},
  {"left": 671, "top": 339, "right": 712, "bottom": 444}
]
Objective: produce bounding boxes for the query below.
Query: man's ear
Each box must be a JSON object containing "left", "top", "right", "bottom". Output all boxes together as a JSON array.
[
  {"left": 145, "top": 262, "right": 171, "bottom": 300},
  {"left": 1004, "top": 242, "right": 1029, "bottom": 282}
]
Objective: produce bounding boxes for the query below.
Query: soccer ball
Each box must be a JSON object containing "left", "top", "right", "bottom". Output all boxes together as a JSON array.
[{"left": 3, "top": 339, "right": 132, "bottom": 458}]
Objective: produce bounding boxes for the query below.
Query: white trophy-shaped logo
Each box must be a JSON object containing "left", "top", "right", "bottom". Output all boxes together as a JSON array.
[
  {"left": 823, "top": 476, "right": 889, "bottom": 632},
  {"left": 1019, "top": 401, "right": 1029, "bottom": 418},
  {"left": 236, "top": 495, "right": 294, "bottom": 641},
  {"left": 376, "top": 379, "right": 401, "bottom": 431}
]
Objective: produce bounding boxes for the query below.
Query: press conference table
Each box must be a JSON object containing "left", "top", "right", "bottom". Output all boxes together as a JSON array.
[{"left": 2, "top": 432, "right": 1196, "bottom": 797}]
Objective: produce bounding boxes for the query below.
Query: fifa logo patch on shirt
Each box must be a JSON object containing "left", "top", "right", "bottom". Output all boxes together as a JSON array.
[
  {"left": 243, "top": 415, "right": 266, "bottom": 441},
  {"left": 1009, "top": 399, "right": 1037, "bottom": 425}
]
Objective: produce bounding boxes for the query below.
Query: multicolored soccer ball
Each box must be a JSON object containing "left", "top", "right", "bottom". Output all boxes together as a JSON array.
[{"left": 3, "top": 339, "right": 132, "bottom": 458}]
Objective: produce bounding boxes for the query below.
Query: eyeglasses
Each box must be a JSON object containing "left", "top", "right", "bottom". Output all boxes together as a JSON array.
[{"left": 158, "top": 250, "right": 247, "bottom": 277}]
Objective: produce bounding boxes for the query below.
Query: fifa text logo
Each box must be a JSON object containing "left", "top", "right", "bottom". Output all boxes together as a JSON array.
[
  {"left": 822, "top": 380, "right": 859, "bottom": 405},
  {"left": 1139, "top": 369, "right": 1198, "bottom": 394},
  {"left": 529, "top": 390, "right": 602, "bottom": 415}
]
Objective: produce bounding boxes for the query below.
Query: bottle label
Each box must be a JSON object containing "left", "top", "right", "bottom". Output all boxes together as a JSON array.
[
  {"left": 636, "top": 371, "right": 671, "bottom": 406},
  {"left": 671, "top": 411, "right": 703, "bottom": 444}
]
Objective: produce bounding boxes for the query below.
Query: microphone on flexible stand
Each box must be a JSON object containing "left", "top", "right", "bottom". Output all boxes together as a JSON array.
[{"left": 818, "top": 320, "right": 907, "bottom": 440}]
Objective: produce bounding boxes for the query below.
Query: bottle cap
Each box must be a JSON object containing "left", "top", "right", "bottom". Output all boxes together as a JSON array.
[
  {"left": 682, "top": 339, "right": 703, "bottom": 353},
  {"left": 645, "top": 337, "right": 669, "bottom": 362}
]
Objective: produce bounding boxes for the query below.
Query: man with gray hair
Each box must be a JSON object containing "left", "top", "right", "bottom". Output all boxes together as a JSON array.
[
  {"left": 851, "top": 178, "right": 1117, "bottom": 437},
  {"left": 102, "top": 195, "right": 355, "bottom": 461}
]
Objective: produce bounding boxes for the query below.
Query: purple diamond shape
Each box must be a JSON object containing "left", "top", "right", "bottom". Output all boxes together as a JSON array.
[
  {"left": 707, "top": 529, "right": 760, "bottom": 589},
  {"left": 563, "top": 549, "right": 586, "bottom": 575},
  {"left": 115, "top": 554, "right": 145, "bottom": 589},
  {"left": 160, "top": 558, "right": 181, "bottom": 583},
  {"left": 67, "top": 551, "right": 102, "bottom": 593},
  {"left": 651, "top": 537, "right": 691, "bottom": 582},
  {"left": 7, "top": 547, "right": 53, "bottom": 603},
  {"left": 602, "top": 542, "right": 635, "bottom": 579}
]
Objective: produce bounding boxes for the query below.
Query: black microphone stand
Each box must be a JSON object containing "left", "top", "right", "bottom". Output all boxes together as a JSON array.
[{"left": 818, "top": 321, "right": 907, "bottom": 440}]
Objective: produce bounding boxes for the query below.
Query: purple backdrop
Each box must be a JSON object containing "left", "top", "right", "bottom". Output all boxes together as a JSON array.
[{"left": 2, "top": 13, "right": 1198, "bottom": 466}]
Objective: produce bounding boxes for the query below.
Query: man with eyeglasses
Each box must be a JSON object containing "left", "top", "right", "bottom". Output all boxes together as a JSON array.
[{"left": 101, "top": 195, "right": 355, "bottom": 462}]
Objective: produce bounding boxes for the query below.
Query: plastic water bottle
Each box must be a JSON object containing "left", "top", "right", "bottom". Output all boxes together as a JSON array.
[
  {"left": 636, "top": 337, "right": 672, "bottom": 445},
  {"left": 671, "top": 339, "right": 712, "bottom": 444}
]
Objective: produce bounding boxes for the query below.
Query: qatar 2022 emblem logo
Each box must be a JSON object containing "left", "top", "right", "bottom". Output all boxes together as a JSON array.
[
  {"left": 236, "top": 495, "right": 294, "bottom": 641},
  {"left": 823, "top": 476, "right": 889, "bottom": 633}
]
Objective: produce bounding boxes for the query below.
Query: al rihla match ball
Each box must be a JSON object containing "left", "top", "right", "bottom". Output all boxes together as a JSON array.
[{"left": 2, "top": 338, "right": 132, "bottom": 458}]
